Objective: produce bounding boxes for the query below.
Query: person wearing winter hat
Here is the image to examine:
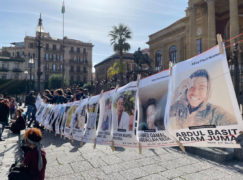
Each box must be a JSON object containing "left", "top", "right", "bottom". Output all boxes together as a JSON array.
[{"left": 23, "top": 128, "right": 47, "bottom": 180}]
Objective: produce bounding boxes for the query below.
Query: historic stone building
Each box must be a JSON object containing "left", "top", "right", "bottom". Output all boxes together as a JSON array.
[
  {"left": 94, "top": 53, "right": 135, "bottom": 82},
  {"left": 148, "top": 0, "right": 243, "bottom": 70},
  {"left": 0, "top": 56, "right": 26, "bottom": 80},
  {"left": 1, "top": 15, "right": 93, "bottom": 90}
]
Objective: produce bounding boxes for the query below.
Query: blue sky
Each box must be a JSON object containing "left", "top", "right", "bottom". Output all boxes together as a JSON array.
[{"left": 0, "top": 0, "right": 188, "bottom": 70}]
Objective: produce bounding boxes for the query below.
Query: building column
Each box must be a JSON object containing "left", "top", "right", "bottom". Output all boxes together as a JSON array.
[
  {"left": 188, "top": 6, "right": 196, "bottom": 57},
  {"left": 206, "top": 0, "right": 216, "bottom": 48},
  {"left": 229, "top": 0, "right": 239, "bottom": 44}
]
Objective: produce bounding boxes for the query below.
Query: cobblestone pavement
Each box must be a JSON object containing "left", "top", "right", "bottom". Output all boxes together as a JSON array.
[
  {"left": 0, "top": 129, "right": 20, "bottom": 179},
  {"left": 1, "top": 129, "right": 243, "bottom": 180}
]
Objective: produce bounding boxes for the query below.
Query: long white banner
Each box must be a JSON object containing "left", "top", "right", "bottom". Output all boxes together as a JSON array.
[{"left": 35, "top": 45, "right": 243, "bottom": 149}]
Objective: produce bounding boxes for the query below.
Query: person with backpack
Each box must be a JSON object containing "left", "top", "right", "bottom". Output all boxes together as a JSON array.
[{"left": 8, "top": 128, "right": 47, "bottom": 180}]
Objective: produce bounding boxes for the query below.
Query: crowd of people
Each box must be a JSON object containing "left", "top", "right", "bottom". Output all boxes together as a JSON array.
[
  {"left": 0, "top": 86, "right": 90, "bottom": 179},
  {"left": 41, "top": 87, "right": 89, "bottom": 104},
  {"left": 0, "top": 93, "right": 47, "bottom": 180}
]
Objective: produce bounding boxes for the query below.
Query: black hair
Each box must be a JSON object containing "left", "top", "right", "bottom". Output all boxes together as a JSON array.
[
  {"left": 145, "top": 98, "right": 156, "bottom": 109},
  {"left": 190, "top": 69, "right": 209, "bottom": 81}
]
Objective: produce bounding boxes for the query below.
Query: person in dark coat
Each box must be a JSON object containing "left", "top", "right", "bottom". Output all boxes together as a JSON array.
[
  {"left": 10, "top": 109, "right": 26, "bottom": 134},
  {"left": 43, "top": 89, "right": 53, "bottom": 104},
  {"left": 0, "top": 99, "right": 10, "bottom": 141},
  {"left": 55, "top": 89, "right": 67, "bottom": 104},
  {"left": 25, "top": 91, "right": 36, "bottom": 122},
  {"left": 9, "top": 128, "right": 47, "bottom": 180}
]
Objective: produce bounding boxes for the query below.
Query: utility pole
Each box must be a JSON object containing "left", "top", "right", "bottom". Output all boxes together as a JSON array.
[
  {"left": 37, "top": 14, "right": 43, "bottom": 92},
  {"left": 62, "top": 0, "right": 65, "bottom": 87}
]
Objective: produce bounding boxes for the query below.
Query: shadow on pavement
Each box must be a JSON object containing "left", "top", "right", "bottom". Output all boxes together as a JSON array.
[
  {"left": 0, "top": 144, "right": 17, "bottom": 156},
  {"left": 149, "top": 149, "right": 159, "bottom": 156},
  {"left": 41, "top": 130, "right": 83, "bottom": 152}
]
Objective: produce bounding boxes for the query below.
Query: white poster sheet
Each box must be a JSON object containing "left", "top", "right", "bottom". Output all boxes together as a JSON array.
[
  {"left": 111, "top": 81, "right": 137, "bottom": 147},
  {"left": 71, "top": 98, "right": 88, "bottom": 141},
  {"left": 137, "top": 71, "right": 177, "bottom": 147},
  {"left": 64, "top": 102, "right": 80, "bottom": 139},
  {"left": 83, "top": 95, "right": 100, "bottom": 143},
  {"left": 55, "top": 104, "right": 67, "bottom": 135},
  {"left": 96, "top": 90, "right": 115, "bottom": 145},
  {"left": 43, "top": 104, "right": 55, "bottom": 129},
  {"left": 165, "top": 45, "right": 243, "bottom": 148},
  {"left": 35, "top": 103, "right": 45, "bottom": 123},
  {"left": 59, "top": 103, "right": 72, "bottom": 136},
  {"left": 46, "top": 105, "right": 62, "bottom": 131}
]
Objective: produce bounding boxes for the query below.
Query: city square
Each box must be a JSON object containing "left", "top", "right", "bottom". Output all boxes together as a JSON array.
[{"left": 1, "top": 0, "right": 243, "bottom": 179}]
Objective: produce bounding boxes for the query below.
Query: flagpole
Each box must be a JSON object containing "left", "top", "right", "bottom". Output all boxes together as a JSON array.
[{"left": 62, "top": 0, "right": 65, "bottom": 87}]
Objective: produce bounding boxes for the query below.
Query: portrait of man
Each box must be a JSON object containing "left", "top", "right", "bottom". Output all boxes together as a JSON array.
[
  {"left": 170, "top": 69, "right": 237, "bottom": 129},
  {"left": 113, "top": 95, "right": 130, "bottom": 131},
  {"left": 101, "top": 98, "right": 112, "bottom": 131}
]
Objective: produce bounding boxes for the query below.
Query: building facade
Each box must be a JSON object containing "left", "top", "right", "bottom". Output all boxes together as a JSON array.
[
  {"left": 0, "top": 56, "right": 26, "bottom": 80},
  {"left": 1, "top": 16, "right": 93, "bottom": 90},
  {"left": 148, "top": 0, "right": 243, "bottom": 69},
  {"left": 94, "top": 53, "right": 136, "bottom": 82}
]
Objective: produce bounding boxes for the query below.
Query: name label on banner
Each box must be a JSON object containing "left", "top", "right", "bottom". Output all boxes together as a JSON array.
[{"left": 176, "top": 129, "right": 238, "bottom": 142}]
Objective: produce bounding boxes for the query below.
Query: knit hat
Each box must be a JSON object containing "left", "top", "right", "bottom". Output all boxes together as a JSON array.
[{"left": 24, "top": 128, "right": 43, "bottom": 171}]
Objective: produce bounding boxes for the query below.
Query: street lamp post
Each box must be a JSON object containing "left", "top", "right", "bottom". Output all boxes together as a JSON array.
[
  {"left": 36, "top": 14, "right": 43, "bottom": 92},
  {"left": 24, "top": 70, "right": 28, "bottom": 93},
  {"left": 29, "top": 58, "right": 34, "bottom": 90}
]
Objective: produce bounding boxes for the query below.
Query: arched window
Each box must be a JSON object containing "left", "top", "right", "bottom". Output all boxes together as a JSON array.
[
  {"left": 169, "top": 45, "right": 177, "bottom": 63},
  {"left": 155, "top": 50, "right": 162, "bottom": 71}
]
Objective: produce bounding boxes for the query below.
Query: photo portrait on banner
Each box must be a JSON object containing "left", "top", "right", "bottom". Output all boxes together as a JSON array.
[
  {"left": 112, "top": 81, "right": 137, "bottom": 147},
  {"left": 137, "top": 70, "right": 176, "bottom": 147},
  {"left": 55, "top": 104, "right": 67, "bottom": 135},
  {"left": 43, "top": 104, "right": 55, "bottom": 129},
  {"left": 96, "top": 90, "right": 115, "bottom": 145},
  {"left": 165, "top": 45, "right": 243, "bottom": 148},
  {"left": 83, "top": 95, "right": 100, "bottom": 143},
  {"left": 46, "top": 104, "right": 62, "bottom": 131},
  {"left": 71, "top": 98, "right": 88, "bottom": 141},
  {"left": 60, "top": 103, "right": 72, "bottom": 136},
  {"left": 64, "top": 102, "right": 80, "bottom": 139}
]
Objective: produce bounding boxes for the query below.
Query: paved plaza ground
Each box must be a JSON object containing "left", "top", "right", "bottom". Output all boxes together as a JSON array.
[{"left": 1, "top": 128, "right": 243, "bottom": 180}]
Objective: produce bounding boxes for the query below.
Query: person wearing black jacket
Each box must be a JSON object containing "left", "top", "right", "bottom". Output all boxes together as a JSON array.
[
  {"left": 25, "top": 91, "right": 36, "bottom": 127},
  {"left": 10, "top": 109, "right": 26, "bottom": 134},
  {"left": 0, "top": 99, "right": 10, "bottom": 141},
  {"left": 53, "top": 89, "right": 67, "bottom": 104}
]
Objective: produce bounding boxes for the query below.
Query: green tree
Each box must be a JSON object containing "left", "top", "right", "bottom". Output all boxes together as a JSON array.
[
  {"left": 82, "top": 82, "right": 92, "bottom": 92},
  {"left": 48, "top": 74, "right": 68, "bottom": 89},
  {"left": 107, "top": 61, "right": 125, "bottom": 79},
  {"left": 109, "top": 24, "right": 131, "bottom": 77}
]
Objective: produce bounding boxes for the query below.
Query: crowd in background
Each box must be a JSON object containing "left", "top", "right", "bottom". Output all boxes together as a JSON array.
[
  {"left": 0, "top": 86, "right": 90, "bottom": 140},
  {"left": 41, "top": 87, "right": 89, "bottom": 104},
  {"left": 0, "top": 86, "right": 92, "bottom": 179}
]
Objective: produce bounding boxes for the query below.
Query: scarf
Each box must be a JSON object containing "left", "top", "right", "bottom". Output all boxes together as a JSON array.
[{"left": 26, "top": 137, "right": 43, "bottom": 171}]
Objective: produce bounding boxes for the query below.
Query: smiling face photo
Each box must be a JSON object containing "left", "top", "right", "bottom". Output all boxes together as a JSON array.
[
  {"left": 169, "top": 69, "right": 237, "bottom": 130},
  {"left": 186, "top": 76, "right": 208, "bottom": 108}
]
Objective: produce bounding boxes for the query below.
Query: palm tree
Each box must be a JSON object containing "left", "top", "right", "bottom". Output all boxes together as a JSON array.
[{"left": 109, "top": 24, "right": 131, "bottom": 83}]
